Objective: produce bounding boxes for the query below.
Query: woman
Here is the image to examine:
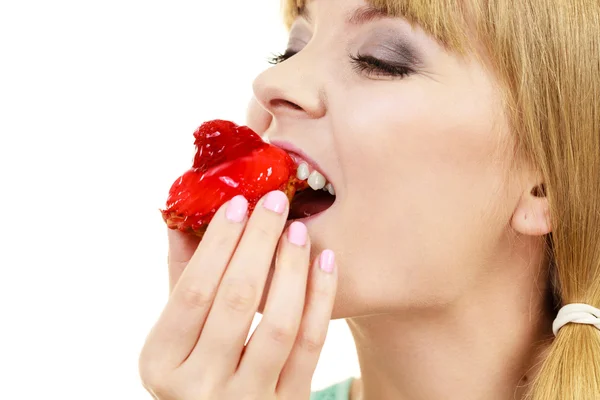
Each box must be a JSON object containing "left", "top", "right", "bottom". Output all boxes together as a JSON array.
[{"left": 139, "top": 0, "right": 600, "bottom": 399}]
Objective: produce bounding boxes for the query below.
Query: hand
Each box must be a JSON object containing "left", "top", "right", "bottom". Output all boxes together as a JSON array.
[{"left": 139, "top": 190, "right": 338, "bottom": 400}]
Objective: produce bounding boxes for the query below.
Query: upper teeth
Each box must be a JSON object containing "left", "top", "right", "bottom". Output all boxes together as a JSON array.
[
  {"left": 307, "top": 170, "right": 326, "bottom": 190},
  {"left": 325, "top": 183, "right": 335, "bottom": 195},
  {"left": 296, "top": 162, "right": 335, "bottom": 194},
  {"left": 296, "top": 163, "right": 310, "bottom": 180}
]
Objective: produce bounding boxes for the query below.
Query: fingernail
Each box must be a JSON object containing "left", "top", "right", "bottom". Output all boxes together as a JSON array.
[
  {"left": 288, "top": 221, "right": 307, "bottom": 246},
  {"left": 319, "top": 250, "right": 335, "bottom": 273},
  {"left": 225, "top": 195, "right": 248, "bottom": 222},
  {"left": 262, "top": 190, "right": 288, "bottom": 214}
]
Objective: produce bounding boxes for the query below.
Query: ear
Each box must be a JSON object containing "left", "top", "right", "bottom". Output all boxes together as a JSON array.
[{"left": 511, "top": 184, "right": 552, "bottom": 236}]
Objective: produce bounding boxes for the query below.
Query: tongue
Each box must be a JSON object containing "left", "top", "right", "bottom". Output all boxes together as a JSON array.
[{"left": 289, "top": 189, "right": 335, "bottom": 220}]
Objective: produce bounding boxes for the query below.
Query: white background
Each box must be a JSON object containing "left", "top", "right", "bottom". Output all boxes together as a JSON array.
[{"left": 0, "top": 1, "right": 359, "bottom": 399}]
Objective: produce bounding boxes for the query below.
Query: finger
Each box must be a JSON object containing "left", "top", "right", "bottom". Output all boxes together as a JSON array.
[
  {"left": 184, "top": 190, "right": 289, "bottom": 377},
  {"left": 140, "top": 195, "right": 249, "bottom": 370},
  {"left": 168, "top": 228, "right": 201, "bottom": 293},
  {"left": 237, "top": 221, "right": 311, "bottom": 389},
  {"left": 276, "top": 250, "right": 337, "bottom": 397}
]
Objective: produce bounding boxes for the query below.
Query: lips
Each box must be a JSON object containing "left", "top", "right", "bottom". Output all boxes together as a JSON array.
[{"left": 162, "top": 120, "right": 336, "bottom": 238}]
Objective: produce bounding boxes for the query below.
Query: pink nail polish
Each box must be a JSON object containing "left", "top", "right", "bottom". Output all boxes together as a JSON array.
[
  {"left": 225, "top": 195, "right": 248, "bottom": 222},
  {"left": 319, "top": 250, "right": 335, "bottom": 273},
  {"left": 288, "top": 221, "right": 307, "bottom": 246},
  {"left": 262, "top": 191, "right": 288, "bottom": 214}
]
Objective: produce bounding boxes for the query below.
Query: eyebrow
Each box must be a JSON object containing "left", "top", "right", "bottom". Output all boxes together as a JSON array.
[
  {"left": 297, "top": 6, "right": 312, "bottom": 24},
  {"left": 346, "top": 5, "right": 389, "bottom": 25},
  {"left": 297, "top": 5, "right": 389, "bottom": 26}
]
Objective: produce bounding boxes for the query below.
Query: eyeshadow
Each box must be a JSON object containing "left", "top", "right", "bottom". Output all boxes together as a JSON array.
[
  {"left": 287, "top": 21, "right": 312, "bottom": 52},
  {"left": 356, "top": 29, "right": 424, "bottom": 67}
]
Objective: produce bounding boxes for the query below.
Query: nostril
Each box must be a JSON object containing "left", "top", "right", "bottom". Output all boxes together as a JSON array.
[
  {"left": 270, "top": 99, "right": 303, "bottom": 111},
  {"left": 531, "top": 184, "right": 546, "bottom": 197}
]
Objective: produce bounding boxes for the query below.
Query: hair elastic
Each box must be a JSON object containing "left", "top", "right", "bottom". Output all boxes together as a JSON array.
[{"left": 552, "top": 303, "right": 600, "bottom": 335}]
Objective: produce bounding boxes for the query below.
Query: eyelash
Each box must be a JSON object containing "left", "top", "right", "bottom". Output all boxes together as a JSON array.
[
  {"left": 349, "top": 54, "right": 413, "bottom": 79},
  {"left": 268, "top": 50, "right": 413, "bottom": 79},
  {"left": 267, "top": 50, "right": 297, "bottom": 65}
]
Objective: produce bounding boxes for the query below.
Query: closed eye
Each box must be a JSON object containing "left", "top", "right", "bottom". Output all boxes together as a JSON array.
[
  {"left": 267, "top": 49, "right": 298, "bottom": 65},
  {"left": 349, "top": 54, "right": 414, "bottom": 79}
]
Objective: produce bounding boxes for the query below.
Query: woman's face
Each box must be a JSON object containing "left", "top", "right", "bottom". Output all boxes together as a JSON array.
[{"left": 248, "top": 0, "right": 521, "bottom": 318}]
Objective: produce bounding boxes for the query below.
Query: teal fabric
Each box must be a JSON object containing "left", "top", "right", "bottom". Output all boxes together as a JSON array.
[{"left": 310, "top": 377, "right": 354, "bottom": 400}]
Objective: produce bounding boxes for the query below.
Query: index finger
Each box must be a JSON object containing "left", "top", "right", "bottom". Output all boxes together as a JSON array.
[{"left": 168, "top": 228, "right": 201, "bottom": 293}]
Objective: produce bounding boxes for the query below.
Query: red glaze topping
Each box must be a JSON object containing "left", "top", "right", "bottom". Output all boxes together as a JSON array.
[{"left": 162, "top": 120, "right": 307, "bottom": 237}]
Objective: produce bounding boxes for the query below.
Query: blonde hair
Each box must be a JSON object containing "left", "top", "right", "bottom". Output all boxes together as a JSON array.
[{"left": 282, "top": 1, "right": 600, "bottom": 398}]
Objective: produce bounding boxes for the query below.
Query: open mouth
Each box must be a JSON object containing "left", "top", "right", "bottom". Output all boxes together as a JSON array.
[
  {"left": 289, "top": 189, "right": 336, "bottom": 220},
  {"left": 162, "top": 120, "right": 340, "bottom": 239},
  {"left": 286, "top": 152, "right": 337, "bottom": 220}
]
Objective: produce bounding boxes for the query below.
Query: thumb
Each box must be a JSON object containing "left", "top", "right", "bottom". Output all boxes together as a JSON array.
[{"left": 167, "top": 228, "right": 200, "bottom": 293}]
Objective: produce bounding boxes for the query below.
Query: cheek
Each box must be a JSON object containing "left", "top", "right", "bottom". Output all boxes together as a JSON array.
[
  {"left": 336, "top": 80, "right": 508, "bottom": 209},
  {"left": 342, "top": 77, "right": 504, "bottom": 174},
  {"left": 329, "top": 77, "right": 513, "bottom": 304}
]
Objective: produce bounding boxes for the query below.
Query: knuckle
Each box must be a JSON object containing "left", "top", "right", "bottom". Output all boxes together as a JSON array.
[
  {"left": 138, "top": 350, "right": 159, "bottom": 380},
  {"left": 139, "top": 364, "right": 171, "bottom": 397},
  {"left": 237, "top": 393, "right": 261, "bottom": 400},
  {"left": 139, "top": 362, "right": 215, "bottom": 400},
  {"left": 227, "top": 383, "right": 262, "bottom": 400},
  {"left": 204, "top": 231, "right": 233, "bottom": 251},
  {"left": 253, "top": 224, "right": 276, "bottom": 241},
  {"left": 311, "top": 281, "right": 333, "bottom": 302},
  {"left": 147, "top": 384, "right": 174, "bottom": 400},
  {"left": 178, "top": 381, "right": 212, "bottom": 400},
  {"left": 221, "top": 279, "right": 257, "bottom": 312},
  {"left": 265, "top": 321, "right": 296, "bottom": 345},
  {"left": 178, "top": 284, "right": 214, "bottom": 310},
  {"left": 296, "top": 332, "right": 325, "bottom": 354}
]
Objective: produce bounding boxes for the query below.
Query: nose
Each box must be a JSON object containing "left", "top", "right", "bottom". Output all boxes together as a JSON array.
[{"left": 252, "top": 51, "right": 326, "bottom": 120}]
